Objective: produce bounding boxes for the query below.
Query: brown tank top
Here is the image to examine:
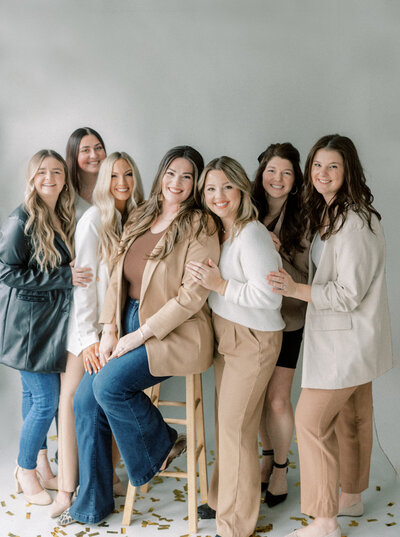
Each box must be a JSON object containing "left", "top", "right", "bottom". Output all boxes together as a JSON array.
[{"left": 123, "top": 229, "right": 164, "bottom": 299}]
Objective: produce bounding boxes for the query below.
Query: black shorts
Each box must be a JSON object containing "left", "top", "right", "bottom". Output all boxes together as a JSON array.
[{"left": 275, "top": 327, "right": 304, "bottom": 369}]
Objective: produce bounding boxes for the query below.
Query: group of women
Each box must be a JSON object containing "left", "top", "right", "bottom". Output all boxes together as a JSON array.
[{"left": 0, "top": 128, "right": 392, "bottom": 537}]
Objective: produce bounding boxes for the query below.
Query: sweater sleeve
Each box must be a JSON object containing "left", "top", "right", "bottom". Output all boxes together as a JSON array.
[
  {"left": 224, "top": 223, "right": 282, "bottom": 310},
  {"left": 0, "top": 213, "right": 72, "bottom": 291},
  {"left": 73, "top": 211, "right": 104, "bottom": 349},
  {"left": 311, "top": 221, "right": 382, "bottom": 312}
]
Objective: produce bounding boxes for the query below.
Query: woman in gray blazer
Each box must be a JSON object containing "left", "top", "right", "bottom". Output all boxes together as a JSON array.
[{"left": 267, "top": 134, "right": 392, "bottom": 537}]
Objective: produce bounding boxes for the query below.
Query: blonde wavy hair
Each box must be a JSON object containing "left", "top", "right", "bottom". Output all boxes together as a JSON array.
[
  {"left": 24, "top": 149, "right": 75, "bottom": 271},
  {"left": 117, "top": 145, "right": 213, "bottom": 261},
  {"left": 92, "top": 152, "right": 144, "bottom": 266},
  {"left": 197, "top": 156, "right": 257, "bottom": 240}
]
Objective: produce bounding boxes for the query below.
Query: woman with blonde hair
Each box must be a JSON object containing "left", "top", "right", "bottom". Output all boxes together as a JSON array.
[
  {"left": 267, "top": 134, "right": 392, "bottom": 537},
  {"left": 0, "top": 150, "right": 91, "bottom": 506},
  {"left": 57, "top": 145, "right": 219, "bottom": 526},
  {"left": 65, "top": 127, "right": 106, "bottom": 220},
  {"left": 52, "top": 152, "right": 144, "bottom": 517},
  {"left": 186, "top": 156, "right": 284, "bottom": 537}
]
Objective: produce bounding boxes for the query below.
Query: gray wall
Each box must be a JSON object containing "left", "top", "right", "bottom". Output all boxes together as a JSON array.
[{"left": 1, "top": 0, "right": 399, "bottom": 468}]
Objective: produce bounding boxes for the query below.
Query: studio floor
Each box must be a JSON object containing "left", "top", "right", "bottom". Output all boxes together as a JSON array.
[{"left": 0, "top": 427, "right": 398, "bottom": 537}]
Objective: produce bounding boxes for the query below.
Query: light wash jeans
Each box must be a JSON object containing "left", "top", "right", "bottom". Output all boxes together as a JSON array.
[
  {"left": 70, "top": 298, "right": 177, "bottom": 524},
  {"left": 18, "top": 370, "right": 60, "bottom": 469}
]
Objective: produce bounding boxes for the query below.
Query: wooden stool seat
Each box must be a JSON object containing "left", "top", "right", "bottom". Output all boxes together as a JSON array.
[{"left": 122, "top": 373, "right": 208, "bottom": 533}]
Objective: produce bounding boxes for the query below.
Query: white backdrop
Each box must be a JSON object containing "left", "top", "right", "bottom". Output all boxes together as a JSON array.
[{"left": 1, "top": 0, "right": 399, "bottom": 470}]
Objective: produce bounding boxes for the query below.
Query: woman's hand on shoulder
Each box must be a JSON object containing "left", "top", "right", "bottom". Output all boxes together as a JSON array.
[
  {"left": 82, "top": 342, "right": 101, "bottom": 375},
  {"left": 70, "top": 259, "right": 93, "bottom": 287},
  {"left": 186, "top": 259, "right": 226, "bottom": 295},
  {"left": 266, "top": 267, "right": 312, "bottom": 302},
  {"left": 269, "top": 231, "right": 281, "bottom": 252}
]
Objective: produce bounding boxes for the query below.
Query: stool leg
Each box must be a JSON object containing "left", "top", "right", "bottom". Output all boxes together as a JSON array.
[
  {"left": 186, "top": 374, "right": 198, "bottom": 533},
  {"left": 122, "top": 482, "right": 137, "bottom": 526},
  {"left": 195, "top": 373, "right": 208, "bottom": 502}
]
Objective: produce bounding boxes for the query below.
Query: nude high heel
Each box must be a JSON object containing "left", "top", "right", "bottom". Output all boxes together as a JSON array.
[{"left": 14, "top": 466, "right": 52, "bottom": 506}]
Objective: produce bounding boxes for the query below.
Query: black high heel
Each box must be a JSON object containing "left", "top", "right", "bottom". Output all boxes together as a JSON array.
[
  {"left": 261, "top": 449, "right": 274, "bottom": 492},
  {"left": 197, "top": 503, "right": 216, "bottom": 519},
  {"left": 264, "top": 458, "right": 289, "bottom": 507}
]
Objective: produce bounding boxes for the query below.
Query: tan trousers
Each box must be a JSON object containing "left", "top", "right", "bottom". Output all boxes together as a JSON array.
[
  {"left": 58, "top": 352, "right": 121, "bottom": 492},
  {"left": 295, "top": 382, "right": 373, "bottom": 518},
  {"left": 208, "top": 313, "right": 282, "bottom": 537}
]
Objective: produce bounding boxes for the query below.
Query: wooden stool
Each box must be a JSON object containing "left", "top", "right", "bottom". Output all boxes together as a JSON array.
[{"left": 122, "top": 373, "right": 208, "bottom": 533}]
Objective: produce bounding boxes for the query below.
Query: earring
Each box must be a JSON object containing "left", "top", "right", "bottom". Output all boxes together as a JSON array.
[
  {"left": 290, "top": 186, "right": 298, "bottom": 195},
  {"left": 64, "top": 184, "right": 69, "bottom": 191}
]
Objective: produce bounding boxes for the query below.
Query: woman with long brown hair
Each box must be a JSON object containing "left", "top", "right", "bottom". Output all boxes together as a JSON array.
[
  {"left": 0, "top": 150, "right": 90, "bottom": 506},
  {"left": 252, "top": 143, "right": 309, "bottom": 506},
  {"left": 267, "top": 134, "right": 392, "bottom": 537},
  {"left": 57, "top": 145, "right": 219, "bottom": 526}
]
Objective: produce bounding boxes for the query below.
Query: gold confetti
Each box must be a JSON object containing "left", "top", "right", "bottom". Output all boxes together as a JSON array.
[
  {"left": 387, "top": 512, "right": 394, "bottom": 517},
  {"left": 10, "top": 494, "right": 16, "bottom": 499},
  {"left": 386, "top": 522, "right": 397, "bottom": 526},
  {"left": 293, "top": 481, "right": 300, "bottom": 487},
  {"left": 49, "top": 434, "right": 58, "bottom": 441},
  {"left": 107, "top": 532, "right": 118, "bottom": 534},
  {"left": 6, "top": 511, "right": 14, "bottom": 515},
  {"left": 376, "top": 486, "right": 381, "bottom": 491},
  {"left": 367, "top": 519, "right": 378, "bottom": 522},
  {"left": 26, "top": 512, "right": 31, "bottom": 519},
  {"left": 150, "top": 497, "right": 160, "bottom": 502},
  {"left": 183, "top": 515, "right": 188, "bottom": 520},
  {"left": 1, "top": 500, "right": 5, "bottom": 506},
  {"left": 8, "top": 533, "right": 19, "bottom": 537},
  {"left": 121, "top": 528, "right": 126, "bottom": 534},
  {"left": 255, "top": 523, "right": 273, "bottom": 532},
  {"left": 290, "top": 517, "right": 307, "bottom": 522},
  {"left": 148, "top": 507, "right": 155, "bottom": 512},
  {"left": 88, "top": 533, "right": 100, "bottom": 536},
  {"left": 348, "top": 521, "right": 359, "bottom": 526}
]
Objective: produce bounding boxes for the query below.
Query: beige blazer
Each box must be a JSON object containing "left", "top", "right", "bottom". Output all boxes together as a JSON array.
[
  {"left": 268, "top": 209, "right": 309, "bottom": 331},
  {"left": 302, "top": 210, "right": 392, "bottom": 389},
  {"left": 99, "top": 217, "right": 220, "bottom": 377}
]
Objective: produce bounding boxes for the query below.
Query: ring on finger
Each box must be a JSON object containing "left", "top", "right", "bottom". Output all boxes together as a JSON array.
[{"left": 85, "top": 357, "right": 89, "bottom": 361}]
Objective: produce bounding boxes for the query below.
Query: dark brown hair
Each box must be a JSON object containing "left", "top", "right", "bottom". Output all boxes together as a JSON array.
[
  {"left": 252, "top": 142, "right": 305, "bottom": 257},
  {"left": 65, "top": 127, "right": 106, "bottom": 193},
  {"left": 303, "top": 134, "right": 380, "bottom": 239}
]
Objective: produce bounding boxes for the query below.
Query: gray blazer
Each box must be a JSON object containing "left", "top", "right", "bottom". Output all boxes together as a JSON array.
[{"left": 302, "top": 210, "right": 392, "bottom": 389}]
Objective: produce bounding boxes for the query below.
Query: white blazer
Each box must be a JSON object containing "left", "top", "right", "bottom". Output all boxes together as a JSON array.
[
  {"left": 66, "top": 206, "right": 121, "bottom": 356},
  {"left": 302, "top": 210, "right": 392, "bottom": 389}
]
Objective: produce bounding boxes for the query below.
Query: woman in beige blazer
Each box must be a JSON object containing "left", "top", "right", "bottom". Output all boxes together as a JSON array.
[
  {"left": 267, "top": 134, "right": 392, "bottom": 537},
  {"left": 252, "top": 143, "right": 309, "bottom": 506},
  {"left": 57, "top": 145, "right": 220, "bottom": 526}
]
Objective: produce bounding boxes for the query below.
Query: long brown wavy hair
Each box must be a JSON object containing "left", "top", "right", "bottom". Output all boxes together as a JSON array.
[
  {"left": 252, "top": 142, "right": 305, "bottom": 257},
  {"left": 117, "top": 146, "right": 213, "bottom": 261},
  {"left": 303, "top": 134, "right": 381, "bottom": 239},
  {"left": 66, "top": 127, "right": 106, "bottom": 193},
  {"left": 24, "top": 150, "right": 75, "bottom": 271}
]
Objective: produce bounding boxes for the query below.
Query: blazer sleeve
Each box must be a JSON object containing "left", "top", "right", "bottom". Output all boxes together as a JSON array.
[
  {"left": 0, "top": 213, "right": 72, "bottom": 291},
  {"left": 73, "top": 213, "right": 103, "bottom": 349},
  {"left": 99, "top": 260, "right": 119, "bottom": 326},
  {"left": 311, "top": 221, "right": 382, "bottom": 312},
  {"left": 225, "top": 224, "right": 282, "bottom": 310},
  {"left": 145, "top": 228, "right": 220, "bottom": 340}
]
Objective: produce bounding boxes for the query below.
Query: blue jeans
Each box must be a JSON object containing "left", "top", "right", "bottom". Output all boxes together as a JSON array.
[
  {"left": 18, "top": 371, "right": 60, "bottom": 469},
  {"left": 70, "top": 298, "right": 177, "bottom": 524}
]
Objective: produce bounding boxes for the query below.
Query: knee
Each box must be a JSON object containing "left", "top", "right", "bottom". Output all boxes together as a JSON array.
[
  {"left": 92, "top": 370, "right": 115, "bottom": 409},
  {"left": 267, "top": 392, "right": 291, "bottom": 415},
  {"left": 73, "top": 377, "right": 95, "bottom": 416}
]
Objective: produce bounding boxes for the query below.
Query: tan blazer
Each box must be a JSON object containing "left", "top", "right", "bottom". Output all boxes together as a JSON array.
[
  {"left": 99, "top": 217, "right": 220, "bottom": 377},
  {"left": 268, "top": 209, "right": 309, "bottom": 331},
  {"left": 302, "top": 210, "right": 392, "bottom": 389}
]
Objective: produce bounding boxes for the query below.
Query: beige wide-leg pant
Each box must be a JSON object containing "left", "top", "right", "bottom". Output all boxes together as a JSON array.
[
  {"left": 208, "top": 313, "right": 282, "bottom": 537},
  {"left": 58, "top": 352, "right": 121, "bottom": 492},
  {"left": 295, "top": 382, "right": 373, "bottom": 518}
]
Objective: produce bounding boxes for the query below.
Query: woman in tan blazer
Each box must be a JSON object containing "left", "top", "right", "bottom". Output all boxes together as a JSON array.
[
  {"left": 252, "top": 143, "right": 309, "bottom": 506},
  {"left": 57, "top": 145, "right": 220, "bottom": 526},
  {"left": 267, "top": 134, "right": 392, "bottom": 537}
]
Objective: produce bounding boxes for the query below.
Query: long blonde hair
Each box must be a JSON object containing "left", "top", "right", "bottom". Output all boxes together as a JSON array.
[
  {"left": 197, "top": 156, "right": 257, "bottom": 240},
  {"left": 117, "top": 145, "right": 213, "bottom": 261},
  {"left": 92, "top": 152, "right": 144, "bottom": 266},
  {"left": 24, "top": 150, "right": 75, "bottom": 271}
]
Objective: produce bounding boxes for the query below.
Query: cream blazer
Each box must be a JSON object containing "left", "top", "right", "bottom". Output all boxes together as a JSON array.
[
  {"left": 99, "top": 217, "right": 220, "bottom": 377},
  {"left": 302, "top": 211, "right": 392, "bottom": 389},
  {"left": 67, "top": 206, "right": 120, "bottom": 356}
]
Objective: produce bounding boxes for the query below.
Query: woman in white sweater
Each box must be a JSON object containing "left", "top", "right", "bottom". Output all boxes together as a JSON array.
[
  {"left": 52, "top": 152, "right": 144, "bottom": 517},
  {"left": 267, "top": 135, "right": 392, "bottom": 537},
  {"left": 187, "top": 156, "right": 284, "bottom": 537}
]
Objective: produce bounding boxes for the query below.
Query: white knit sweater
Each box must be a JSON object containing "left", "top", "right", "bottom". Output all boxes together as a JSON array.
[{"left": 208, "top": 220, "right": 285, "bottom": 331}]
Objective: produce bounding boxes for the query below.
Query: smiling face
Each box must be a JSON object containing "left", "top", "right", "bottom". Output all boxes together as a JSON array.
[
  {"left": 262, "top": 156, "right": 295, "bottom": 201},
  {"left": 109, "top": 158, "right": 135, "bottom": 212},
  {"left": 204, "top": 169, "right": 241, "bottom": 228},
  {"left": 311, "top": 149, "right": 345, "bottom": 204},
  {"left": 77, "top": 134, "right": 106, "bottom": 175},
  {"left": 33, "top": 156, "right": 66, "bottom": 206},
  {"left": 161, "top": 157, "right": 194, "bottom": 207}
]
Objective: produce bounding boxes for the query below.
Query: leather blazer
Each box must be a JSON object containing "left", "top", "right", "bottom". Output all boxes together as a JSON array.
[{"left": 0, "top": 205, "right": 73, "bottom": 372}]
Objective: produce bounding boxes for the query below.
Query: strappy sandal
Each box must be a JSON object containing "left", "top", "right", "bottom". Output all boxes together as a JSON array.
[{"left": 264, "top": 458, "right": 289, "bottom": 507}]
